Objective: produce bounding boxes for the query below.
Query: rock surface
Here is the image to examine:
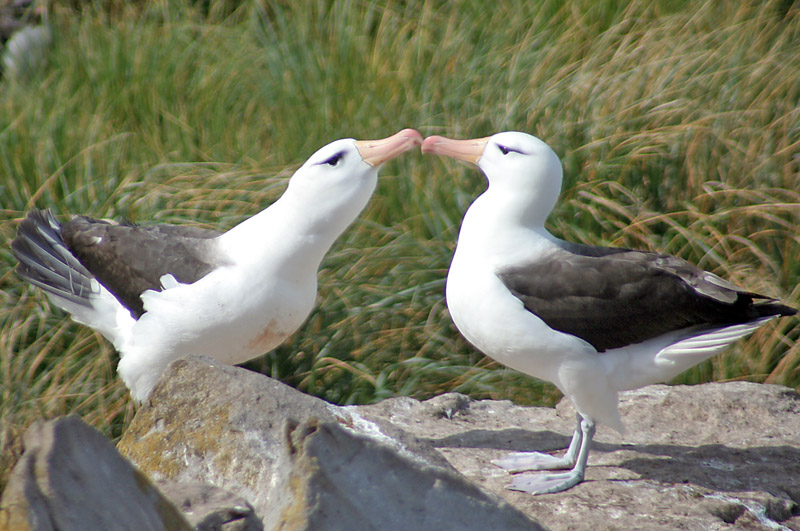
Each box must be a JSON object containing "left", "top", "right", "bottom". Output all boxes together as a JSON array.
[
  {"left": 0, "top": 416, "right": 191, "bottom": 531},
  {"left": 3, "top": 357, "right": 799, "bottom": 530},
  {"left": 359, "top": 383, "right": 800, "bottom": 530},
  {"left": 118, "top": 356, "right": 538, "bottom": 530},
  {"left": 266, "top": 417, "right": 539, "bottom": 530},
  {"left": 157, "top": 481, "right": 262, "bottom": 531}
]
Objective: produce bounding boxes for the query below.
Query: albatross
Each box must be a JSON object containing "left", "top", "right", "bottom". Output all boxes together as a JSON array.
[
  {"left": 13, "top": 128, "right": 422, "bottom": 401},
  {"left": 421, "top": 131, "right": 796, "bottom": 494}
]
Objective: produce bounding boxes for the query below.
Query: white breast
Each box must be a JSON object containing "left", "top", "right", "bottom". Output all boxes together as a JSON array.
[{"left": 446, "top": 239, "right": 593, "bottom": 387}]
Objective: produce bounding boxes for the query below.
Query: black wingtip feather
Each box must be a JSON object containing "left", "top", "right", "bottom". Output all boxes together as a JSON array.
[
  {"left": 752, "top": 300, "right": 797, "bottom": 319},
  {"left": 12, "top": 209, "right": 96, "bottom": 307}
]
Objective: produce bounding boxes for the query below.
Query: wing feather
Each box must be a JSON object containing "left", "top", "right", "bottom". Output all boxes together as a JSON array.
[
  {"left": 498, "top": 242, "right": 794, "bottom": 352},
  {"left": 61, "top": 217, "right": 222, "bottom": 318}
]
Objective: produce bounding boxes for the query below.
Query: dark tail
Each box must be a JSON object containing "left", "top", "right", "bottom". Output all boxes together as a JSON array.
[{"left": 12, "top": 209, "right": 96, "bottom": 307}]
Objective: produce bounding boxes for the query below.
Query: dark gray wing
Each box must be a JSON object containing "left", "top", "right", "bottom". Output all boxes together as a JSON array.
[
  {"left": 498, "top": 241, "right": 795, "bottom": 352},
  {"left": 61, "top": 216, "right": 223, "bottom": 318}
]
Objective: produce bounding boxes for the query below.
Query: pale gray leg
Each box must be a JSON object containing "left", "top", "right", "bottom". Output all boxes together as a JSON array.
[
  {"left": 492, "top": 414, "right": 582, "bottom": 472},
  {"left": 506, "top": 416, "right": 595, "bottom": 495}
]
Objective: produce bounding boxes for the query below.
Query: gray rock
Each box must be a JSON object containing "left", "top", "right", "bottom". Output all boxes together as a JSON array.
[
  {"left": 0, "top": 0, "right": 50, "bottom": 80},
  {"left": 2, "top": 23, "right": 51, "bottom": 79},
  {"left": 117, "top": 356, "right": 341, "bottom": 518},
  {"left": 157, "top": 481, "right": 262, "bottom": 531},
  {"left": 118, "top": 356, "right": 542, "bottom": 529},
  {"left": 0, "top": 416, "right": 191, "bottom": 531},
  {"left": 357, "top": 383, "right": 800, "bottom": 531},
  {"left": 265, "top": 418, "right": 539, "bottom": 530},
  {"left": 13, "top": 357, "right": 795, "bottom": 530}
]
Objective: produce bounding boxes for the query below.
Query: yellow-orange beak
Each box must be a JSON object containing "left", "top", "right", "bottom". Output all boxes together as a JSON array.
[
  {"left": 354, "top": 129, "right": 423, "bottom": 167},
  {"left": 420, "top": 135, "right": 490, "bottom": 165}
]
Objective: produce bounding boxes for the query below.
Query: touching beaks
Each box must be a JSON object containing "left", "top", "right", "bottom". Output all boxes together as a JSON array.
[
  {"left": 420, "top": 135, "right": 490, "bottom": 165},
  {"left": 355, "top": 129, "right": 423, "bottom": 167}
]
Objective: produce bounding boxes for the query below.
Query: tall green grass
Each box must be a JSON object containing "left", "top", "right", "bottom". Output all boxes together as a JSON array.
[{"left": 2, "top": 0, "right": 798, "bottom": 489}]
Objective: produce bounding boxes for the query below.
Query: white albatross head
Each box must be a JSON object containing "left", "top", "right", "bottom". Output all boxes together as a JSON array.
[
  {"left": 421, "top": 131, "right": 564, "bottom": 227},
  {"left": 284, "top": 128, "right": 422, "bottom": 233}
]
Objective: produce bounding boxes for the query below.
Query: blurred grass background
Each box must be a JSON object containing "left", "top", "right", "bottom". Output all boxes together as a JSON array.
[{"left": 1, "top": 0, "right": 798, "bottom": 489}]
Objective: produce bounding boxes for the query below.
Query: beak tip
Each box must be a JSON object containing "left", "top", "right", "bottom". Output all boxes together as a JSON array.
[
  {"left": 422, "top": 135, "right": 453, "bottom": 155},
  {"left": 399, "top": 128, "right": 424, "bottom": 146},
  {"left": 420, "top": 135, "right": 442, "bottom": 154},
  {"left": 356, "top": 128, "right": 423, "bottom": 167}
]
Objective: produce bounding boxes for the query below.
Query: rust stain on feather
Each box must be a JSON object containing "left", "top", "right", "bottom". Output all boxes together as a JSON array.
[{"left": 246, "top": 320, "right": 289, "bottom": 352}]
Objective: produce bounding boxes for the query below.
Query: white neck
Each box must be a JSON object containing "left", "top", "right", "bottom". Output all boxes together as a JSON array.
[
  {"left": 455, "top": 191, "right": 558, "bottom": 268},
  {"left": 215, "top": 180, "right": 373, "bottom": 278}
]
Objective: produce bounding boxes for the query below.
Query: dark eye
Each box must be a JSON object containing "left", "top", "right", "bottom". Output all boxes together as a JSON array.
[
  {"left": 498, "top": 145, "right": 512, "bottom": 155},
  {"left": 321, "top": 152, "right": 345, "bottom": 166}
]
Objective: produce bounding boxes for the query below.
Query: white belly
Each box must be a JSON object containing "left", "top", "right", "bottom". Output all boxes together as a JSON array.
[{"left": 118, "top": 265, "right": 316, "bottom": 400}]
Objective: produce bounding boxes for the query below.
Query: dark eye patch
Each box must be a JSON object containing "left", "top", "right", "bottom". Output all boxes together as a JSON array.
[
  {"left": 497, "top": 144, "right": 519, "bottom": 155},
  {"left": 320, "top": 151, "right": 346, "bottom": 166}
]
